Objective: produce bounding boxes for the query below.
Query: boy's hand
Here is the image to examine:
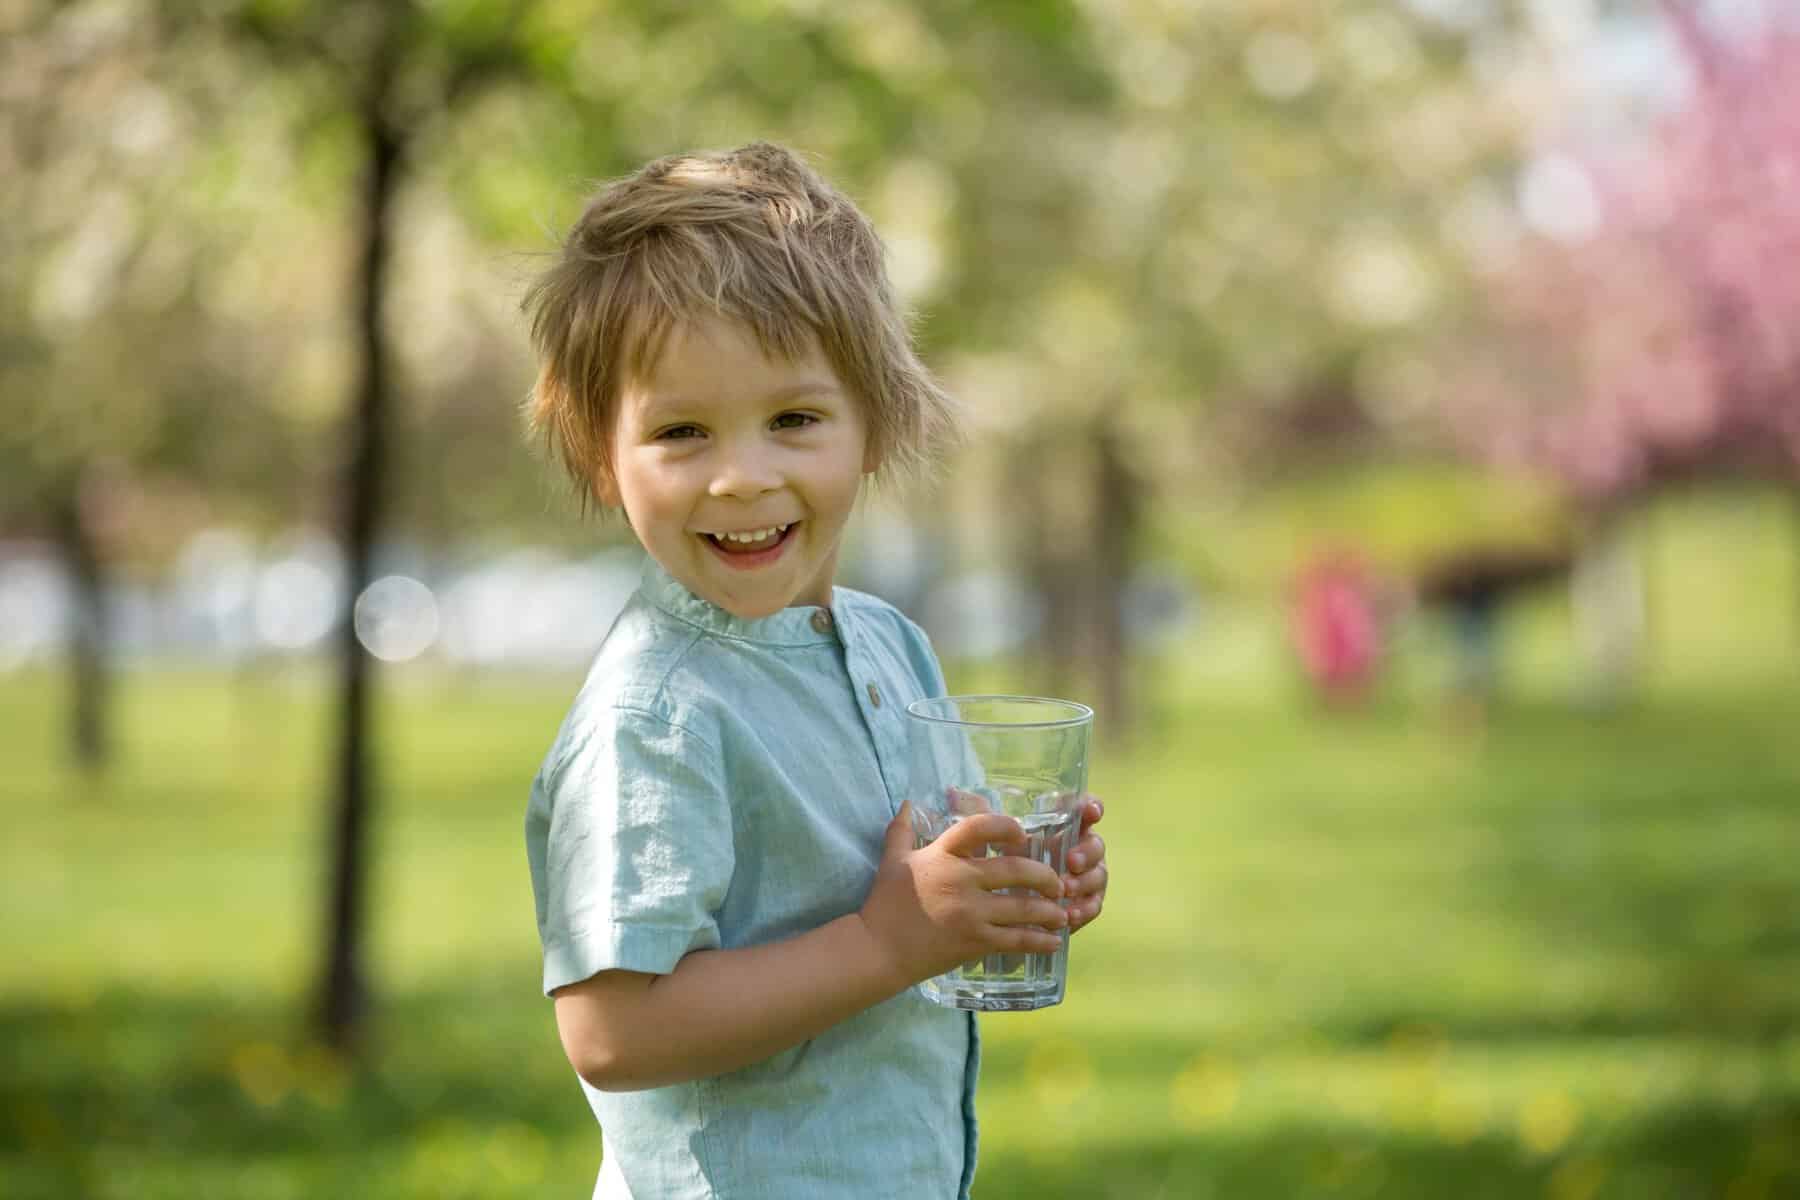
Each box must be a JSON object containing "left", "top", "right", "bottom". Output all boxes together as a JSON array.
[
  {"left": 1062, "top": 795, "right": 1107, "bottom": 935},
  {"left": 858, "top": 801, "right": 1068, "bottom": 988}
]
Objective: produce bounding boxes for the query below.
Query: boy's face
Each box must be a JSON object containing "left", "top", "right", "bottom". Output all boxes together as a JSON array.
[{"left": 600, "top": 316, "right": 878, "bottom": 619}]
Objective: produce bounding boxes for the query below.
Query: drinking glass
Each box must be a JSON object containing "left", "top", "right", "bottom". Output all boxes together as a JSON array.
[{"left": 904, "top": 695, "right": 1093, "bottom": 1011}]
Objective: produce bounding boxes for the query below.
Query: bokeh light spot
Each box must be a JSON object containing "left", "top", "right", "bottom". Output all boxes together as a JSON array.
[
  {"left": 1170, "top": 1053, "right": 1240, "bottom": 1130},
  {"left": 1520, "top": 154, "right": 1600, "bottom": 244},
  {"left": 1519, "top": 1088, "right": 1580, "bottom": 1156},
  {"left": 484, "top": 1121, "right": 550, "bottom": 1187},
  {"left": 231, "top": 1042, "right": 291, "bottom": 1109},
  {"left": 254, "top": 559, "right": 338, "bottom": 650},
  {"left": 354, "top": 575, "right": 439, "bottom": 663},
  {"left": 1245, "top": 30, "right": 1318, "bottom": 100}
]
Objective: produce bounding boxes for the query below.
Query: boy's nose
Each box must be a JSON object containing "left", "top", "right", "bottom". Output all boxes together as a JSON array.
[{"left": 707, "top": 449, "right": 782, "bottom": 499}]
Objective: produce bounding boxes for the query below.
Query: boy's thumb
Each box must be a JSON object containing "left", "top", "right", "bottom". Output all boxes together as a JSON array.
[{"left": 882, "top": 801, "right": 914, "bottom": 860}]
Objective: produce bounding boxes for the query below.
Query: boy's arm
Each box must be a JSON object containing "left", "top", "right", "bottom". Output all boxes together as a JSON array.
[
  {"left": 553, "top": 803, "right": 1066, "bottom": 1092},
  {"left": 554, "top": 914, "right": 899, "bottom": 1092}
]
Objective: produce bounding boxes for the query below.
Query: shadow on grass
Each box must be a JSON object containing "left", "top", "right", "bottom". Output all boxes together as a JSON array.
[
  {"left": 1, "top": 981, "right": 594, "bottom": 1197},
  {"left": 5, "top": 984, "right": 1798, "bottom": 1200},
  {"left": 1311, "top": 1006, "right": 1799, "bottom": 1049},
  {"left": 975, "top": 1101, "right": 1800, "bottom": 1200}
]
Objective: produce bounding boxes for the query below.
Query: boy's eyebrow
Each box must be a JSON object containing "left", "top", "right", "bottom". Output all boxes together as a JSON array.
[{"left": 640, "top": 380, "right": 841, "bottom": 419}]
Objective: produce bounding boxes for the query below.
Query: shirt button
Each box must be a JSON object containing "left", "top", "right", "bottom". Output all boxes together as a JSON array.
[
  {"left": 811, "top": 610, "right": 833, "bottom": 633},
  {"left": 867, "top": 682, "right": 882, "bottom": 707}
]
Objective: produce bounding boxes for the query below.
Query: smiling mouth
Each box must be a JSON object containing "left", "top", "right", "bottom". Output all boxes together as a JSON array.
[{"left": 700, "top": 522, "right": 798, "bottom": 559}]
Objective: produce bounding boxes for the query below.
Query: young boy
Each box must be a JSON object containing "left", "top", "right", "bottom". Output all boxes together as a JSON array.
[{"left": 521, "top": 142, "right": 1109, "bottom": 1199}]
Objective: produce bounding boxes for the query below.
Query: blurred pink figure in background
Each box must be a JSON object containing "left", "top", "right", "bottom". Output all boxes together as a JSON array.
[{"left": 1291, "top": 550, "right": 1381, "bottom": 706}]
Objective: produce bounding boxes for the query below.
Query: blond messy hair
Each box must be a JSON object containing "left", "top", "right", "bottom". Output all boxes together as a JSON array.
[{"left": 522, "top": 142, "right": 963, "bottom": 511}]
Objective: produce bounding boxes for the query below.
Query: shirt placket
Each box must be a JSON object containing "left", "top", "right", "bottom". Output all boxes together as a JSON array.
[{"left": 834, "top": 614, "right": 908, "bottom": 815}]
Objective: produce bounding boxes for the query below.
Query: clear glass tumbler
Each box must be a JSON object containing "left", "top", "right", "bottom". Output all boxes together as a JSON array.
[{"left": 904, "top": 695, "right": 1093, "bottom": 1011}]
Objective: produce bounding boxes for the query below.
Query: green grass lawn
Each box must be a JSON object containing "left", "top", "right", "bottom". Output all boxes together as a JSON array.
[{"left": 4, "top": 657, "right": 1798, "bottom": 1200}]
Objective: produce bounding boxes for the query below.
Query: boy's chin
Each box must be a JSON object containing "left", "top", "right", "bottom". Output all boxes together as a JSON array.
[
  {"left": 672, "top": 568, "right": 788, "bottom": 619},
  {"left": 711, "top": 593, "right": 788, "bottom": 621}
]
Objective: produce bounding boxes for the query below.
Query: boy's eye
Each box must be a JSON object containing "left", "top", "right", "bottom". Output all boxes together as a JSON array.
[
  {"left": 657, "top": 425, "right": 703, "bottom": 440},
  {"left": 772, "top": 412, "right": 817, "bottom": 430}
]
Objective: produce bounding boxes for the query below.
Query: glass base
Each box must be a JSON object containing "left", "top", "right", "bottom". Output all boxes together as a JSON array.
[{"left": 919, "top": 977, "right": 1065, "bottom": 1012}]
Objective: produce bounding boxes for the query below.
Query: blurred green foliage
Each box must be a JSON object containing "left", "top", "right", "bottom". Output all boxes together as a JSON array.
[
  {"left": 4, "top": 493, "right": 1798, "bottom": 1199},
  {"left": 2, "top": 0, "right": 1538, "bottom": 554}
]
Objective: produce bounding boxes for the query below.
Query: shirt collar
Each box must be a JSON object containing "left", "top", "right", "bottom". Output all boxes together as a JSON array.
[{"left": 639, "top": 557, "right": 840, "bottom": 646}]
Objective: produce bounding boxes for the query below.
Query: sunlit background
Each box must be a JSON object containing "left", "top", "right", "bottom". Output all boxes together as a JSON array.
[{"left": 4, "top": 1, "right": 1799, "bottom": 1197}]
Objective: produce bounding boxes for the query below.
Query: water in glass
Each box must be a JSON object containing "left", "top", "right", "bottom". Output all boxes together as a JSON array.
[{"left": 910, "top": 787, "right": 1080, "bottom": 1011}]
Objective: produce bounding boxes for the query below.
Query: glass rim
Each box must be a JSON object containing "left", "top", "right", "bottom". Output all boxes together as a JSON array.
[{"left": 904, "top": 694, "right": 1094, "bottom": 729}]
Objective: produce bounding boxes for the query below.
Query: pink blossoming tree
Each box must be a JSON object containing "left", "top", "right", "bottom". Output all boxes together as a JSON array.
[{"left": 1451, "top": 1, "right": 1800, "bottom": 690}]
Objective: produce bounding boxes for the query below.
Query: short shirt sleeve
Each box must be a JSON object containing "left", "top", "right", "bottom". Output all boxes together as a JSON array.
[
  {"left": 525, "top": 705, "right": 735, "bottom": 996},
  {"left": 899, "top": 613, "right": 951, "bottom": 699}
]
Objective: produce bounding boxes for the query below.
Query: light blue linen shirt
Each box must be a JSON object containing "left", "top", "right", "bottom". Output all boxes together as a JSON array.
[{"left": 525, "top": 557, "right": 980, "bottom": 1200}]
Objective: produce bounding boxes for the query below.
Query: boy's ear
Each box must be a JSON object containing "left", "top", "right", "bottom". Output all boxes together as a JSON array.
[{"left": 861, "top": 436, "right": 882, "bottom": 476}]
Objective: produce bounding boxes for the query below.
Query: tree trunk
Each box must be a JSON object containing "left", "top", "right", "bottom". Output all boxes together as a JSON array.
[
  {"left": 317, "top": 63, "right": 401, "bottom": 1054},
  {"left": 50, "top": 474, "right": 108, "bottom": 773},
  {"left": 1012, "top": 432, "right": 1073, "bottom": 698},
  {"left": 1088, "top": 416, "right": 1139, "bottom": 743}
]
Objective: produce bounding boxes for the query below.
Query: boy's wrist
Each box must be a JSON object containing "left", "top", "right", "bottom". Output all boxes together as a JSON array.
[{"left": 846, "top": 911, "right": 919, "bottom": 999}]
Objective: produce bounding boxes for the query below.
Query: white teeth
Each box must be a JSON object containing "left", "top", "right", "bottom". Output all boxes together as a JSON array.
[{"left": 714, "top": 524, "right": 789, "bottom": 544}]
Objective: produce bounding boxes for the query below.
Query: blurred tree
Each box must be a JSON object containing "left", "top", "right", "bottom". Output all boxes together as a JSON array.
[
  {"left": 1457, "top": 4, "right": 1800, "bottom": 499},
  {"left": 1447, "top": 1, "right": 1800, "bottom": 691},
  {"left": 182, "top": 0, "right": 576, "bottom": 1054},
  {"left": 0, "top": 4, "right": 320, "bottom": 769},
  {"left": 0, "top": 10, "right": 159, "bottom": 773},
  {"left": 930, "top": 1, "right": 1530, "bottom": 735}
]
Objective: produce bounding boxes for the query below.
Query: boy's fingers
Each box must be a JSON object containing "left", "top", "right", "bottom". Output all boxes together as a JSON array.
[
  {"left": 987, "top": 924, "right": 1066, "bottom": 954},
  {"left": 1067, "top": 833, "right": 1105, "bottom": 873},
  {"left": 982, "top": 893, "right": 1068, "bottom": 930},
  {"left": 935, "top": 812, "right": 1025, "bottom": 858},
  {"left": 1063, "top": 861, "right": 1107, "bottom": 896},
  {"left": 1070, "top": 897, "right": 1103, "bottom": 932},
  {"left": 972, "top": 854, "right": 1063, "bottom": 899},
  {"left": 1078, "top": 794, "right": 1105, "bottom": 833},
  {"left": 881, "top": 801, "right": 915, "bottom": 860}
]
